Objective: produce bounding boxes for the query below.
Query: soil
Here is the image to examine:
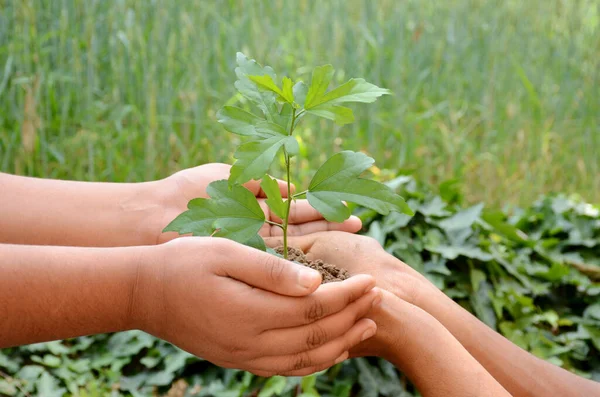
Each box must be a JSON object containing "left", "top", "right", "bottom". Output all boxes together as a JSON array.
[{"left": 275, "top": 246, "right": 350, "bottom": 283}]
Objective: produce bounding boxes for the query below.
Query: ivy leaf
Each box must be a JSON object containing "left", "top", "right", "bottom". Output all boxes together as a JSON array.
[
  {"left": 216, "top": 106, "right": 263, "bottom": 136},
  {"left": 234, "top": 52, "right": 279, "bottom": 121},
  {"left": 248, "top": 75, "right": 294, "bottom": 104},
  {"left": 307, "top": 151, "right": 413, "bottom": 223},
  {"left": 260, "top": 175, "right": 287, "bottom": 219},
  {"left": 163, "top": 180, "right": 265, "bottom": 244},
  {"left": 229, "top": 122, "right": 297, "bottom": 184},
  {"left": 306, "top": 104, "right": 355, "bottom": 125}
]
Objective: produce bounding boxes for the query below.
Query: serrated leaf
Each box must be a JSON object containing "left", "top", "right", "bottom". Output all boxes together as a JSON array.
[
  {"left": 307, "top": 151, "right": 413, "bottom": 222},
  {"left": 230, "top": 122, "right": 297, "bottom": 184},
  {"left": 249, "top": 75, "right": 294, "bottom": 104},
  {"left": 293, "top": 81, "right": 308, "bottom": 108},
  {"left": 306, "top": 104, "right": 355, "bottom": 125},
  {"left": 37, "top": 372, "right": 66, "bottom": 397},
  {"left": 216, "top": 106, "right": 263, "bottom": 136},
  {"left": 305, "top": 76, "right": 390, "bottom": 109},
  {"left": 234, "top": 52, "right": 278, "bottom": 121},
  {"left": 260, "top": 175, "right": 286, "bottom": 219},
  {"left": 163, "top": 180, "right": 265, "bottom": 244},
  {"left": 304, "top": 65, "right": 335, "bottom": 108}
]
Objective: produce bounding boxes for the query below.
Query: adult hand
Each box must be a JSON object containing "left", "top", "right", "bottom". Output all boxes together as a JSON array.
[
  {"left": 157, "top": 164, "right": 362, "bottom": 244},
  {"left": 134, "top": 237, "right": 381, "bottom": 377}
]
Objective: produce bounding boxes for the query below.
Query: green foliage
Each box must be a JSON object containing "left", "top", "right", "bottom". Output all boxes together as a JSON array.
[
  {"left": 163, "top": 180, "right": 265, "bottom": 245},
  {"left": 164, "top": 53, "right": 409, "bottom": 256},
  {"left": 3, "top": 181, "right": 598, "bottom": 396}
]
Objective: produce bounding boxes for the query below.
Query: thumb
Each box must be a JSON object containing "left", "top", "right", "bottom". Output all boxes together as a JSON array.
[{"left": 220, "top": 244, "right": 322, "bottom": 297}]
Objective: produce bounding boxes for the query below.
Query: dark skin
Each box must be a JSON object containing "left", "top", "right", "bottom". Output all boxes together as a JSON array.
[{"left": 269, "top": 232, "right": 600, "bottom": 397}]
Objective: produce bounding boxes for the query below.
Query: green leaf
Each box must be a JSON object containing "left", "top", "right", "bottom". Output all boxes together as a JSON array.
[
  {"left": 37, "top": 372, "right": 66, "bottom": 397},
  {"left": 438, "top": 203, "right": 484, "bottom": 232},
  {"left": 216, "top": 106, "right": 263, "bottom": 136},
  {"left": 305, "top": 77, "right": 391, "bottom": 109},
  {"left": 260, "top": 175, "right": 286, "bottom": 219},
  {"left": 234, "top": 52, "right": 279, "bottom": 121},
  {"left": 229, "top": 122, "right": 297, "bottom": 184},
  {"left": 258, "top": 376, "right": 287, "bottom": 397},
  {"left": 244, "top": 234, "right": 267, "bottom": 251},
  {"left": 281, "top": 77, "right": 294, "bottom": 103},
  {"left": 163, "top": 180, "right": 265, "bottom": 244},
  {"left": 306, "top": 104, "right": 355, "bottom": 125},
  {"left": 249, "top": 75, "right": 294, "bottom": 104},
  {"left": 307, "top": 151, "right": 413, "bottom": 222},
  {"left": 293, "top": 81, "right": 308, "bottom": 107},
  {"left": 304, "top": 65, "right": 334, "bottom": 109}
]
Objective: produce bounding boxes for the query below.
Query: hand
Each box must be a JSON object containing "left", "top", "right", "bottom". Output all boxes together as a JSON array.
[
  {"left": 134, "top": 237, "right": 381, "bottom": 377},
  {"left": 156, "top": 164, "right": 362, "bottom": 244},
  {"left": 265, "top": 232, "right": 440, "bottom": 358},
  {"left": 266, "top": 232, "right": 436, "bottom": 305}
]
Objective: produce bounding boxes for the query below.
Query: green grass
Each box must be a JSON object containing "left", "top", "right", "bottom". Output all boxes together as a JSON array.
[{"left": 0, "top": 0, "right": 598, "bottom": 206}]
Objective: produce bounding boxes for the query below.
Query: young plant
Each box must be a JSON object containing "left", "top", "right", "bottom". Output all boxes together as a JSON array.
[{"left": 164, "top": 53, "right": 414, "bottom": 259}]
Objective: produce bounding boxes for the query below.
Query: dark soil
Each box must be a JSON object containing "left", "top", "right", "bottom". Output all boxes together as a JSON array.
[{"left": 275, "top": 246, "right": 350, "bottom": 283}]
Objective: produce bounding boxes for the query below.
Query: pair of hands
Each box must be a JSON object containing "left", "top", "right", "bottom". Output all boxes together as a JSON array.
[{"left": 138, "top": 163, "right": 387, "bottom": 376}]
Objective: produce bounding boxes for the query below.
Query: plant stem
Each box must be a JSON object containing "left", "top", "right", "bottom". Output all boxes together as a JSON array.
[
  {"left": 282, "top": 108, "right": 297, "bottom": 260},
  {"left": 266, "top": 220, "right": 284, "bottom": 229},
  {"left": 292, "top": 190, "right": 308, "bottom": 199}
]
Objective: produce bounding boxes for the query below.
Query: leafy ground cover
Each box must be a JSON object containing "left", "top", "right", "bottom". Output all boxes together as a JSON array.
[{"left": 1, "top": 178, "right": 598, "bottom": 396}]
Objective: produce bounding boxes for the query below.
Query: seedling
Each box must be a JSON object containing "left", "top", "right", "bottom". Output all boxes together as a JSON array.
[{"left": 164, "top": 53, "right": 413, "bottom": 259}]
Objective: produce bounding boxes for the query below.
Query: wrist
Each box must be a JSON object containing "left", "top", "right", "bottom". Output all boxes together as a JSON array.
[
  {"left": 128, "top": 244, "right": 166, "bottom": 335},
  {"left": 126, "top": 179, "right": 171, "bottom": 246}
]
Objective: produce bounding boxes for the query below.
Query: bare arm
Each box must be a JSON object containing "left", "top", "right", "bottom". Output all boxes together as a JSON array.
[
  {"left": 0, "top": 172, "right": 163, "bottom": 247},
  {"left": 0, "top": 164, "right": 361, "bottom": 247},
  {"left": 0, "top": 238, "right": 380, "bottom": 376},
  {"left": 373, "top": 291, "right": 511, "bottom": 397},
  {"left": 279, "top": 233, "right": 600, "bottom": 397}
]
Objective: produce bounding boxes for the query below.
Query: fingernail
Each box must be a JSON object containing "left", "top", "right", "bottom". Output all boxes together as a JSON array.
[
  {"left": 372, "top": 289, "right": 382, "bottom": 307},
  {"left": 334, "top": 351, "right": 349, "bottom": 364},
  {"left": 298, "top": 268, "right": 321, "bottom": 289},
  {"left": 361, "top": 327, "right": 376, "bottom": 342}
]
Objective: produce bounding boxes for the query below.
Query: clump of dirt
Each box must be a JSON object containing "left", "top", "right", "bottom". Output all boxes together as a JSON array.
[{"left": 275, "top": 246, "right": 350, "bottom": 283}]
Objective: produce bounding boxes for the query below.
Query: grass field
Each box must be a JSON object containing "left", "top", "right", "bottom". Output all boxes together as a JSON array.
[{"left": 0, "top": 0, "right": 598, "bottom": 206}]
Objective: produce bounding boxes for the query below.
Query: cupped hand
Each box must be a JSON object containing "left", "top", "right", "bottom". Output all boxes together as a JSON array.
[
  {"left": 266, "top": 232, "right": 434, "bottom": 305},
  {"left": 265, "top": 232, "right": 439, "bottom": 358},
  {"left": 157, "top": 163, "right": 362, "bottom": 243},
  {"left": 134, "top": 237, "right": 381, "bottom": 377}
]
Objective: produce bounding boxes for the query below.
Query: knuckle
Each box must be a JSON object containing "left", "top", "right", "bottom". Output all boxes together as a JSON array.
[
  {"left": 305, "top": 300, "right": 326, "bottom": 323},
  {"left": 264, "top": 255, "right": 286, "bottom": 283},
  {"left": 306, "top": 324, "right": 328, "bottom": 349},
  {"left": 292, "top": 352, "right": 312, "bottom": 371}
]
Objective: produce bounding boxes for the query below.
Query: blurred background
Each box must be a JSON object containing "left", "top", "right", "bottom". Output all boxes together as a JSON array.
[{"left": 1, "top": 0, "right": 598, "bottom": 206}]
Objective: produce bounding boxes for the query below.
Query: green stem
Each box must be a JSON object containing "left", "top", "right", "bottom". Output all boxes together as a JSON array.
[
  {"left": 292, "top": 190, "right": 308, "bottom": 199},
  {"left": 282, "top": 108, "right": 297, "bottom": 260},
  {"left": 266, "top": 220, "right": 284, "bottom": 229}
]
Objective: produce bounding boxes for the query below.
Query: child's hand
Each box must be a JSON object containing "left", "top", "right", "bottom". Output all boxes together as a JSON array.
[{"left": 157, "top": 163, "right": 362, "bottom": 243}]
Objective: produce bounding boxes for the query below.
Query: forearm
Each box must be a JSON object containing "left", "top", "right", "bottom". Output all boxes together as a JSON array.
[
  {"left": 0, "top": 243, "right": 150, "bottom": 347},
  {"left": 0, "top": 172, "right": 165, "bottom": 247},
  {"left": 374, "top": 251, "right": 600, "bottom": 396},
  {"left": 414, "top": 288, "right": 600, "bottom": 396},
  {"left": 377, "top": 296, "right": 510, "bottom": 397}
]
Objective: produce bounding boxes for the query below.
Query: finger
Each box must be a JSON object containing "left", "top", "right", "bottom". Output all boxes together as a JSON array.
[
  {"left": 217, "top": 241, "right": 322, "bottom": 296},
  {"left": 268, "top": 217, "right": 363, "bottom": 237},
  {"left": 245, "top": 177, "right": 295, "bottom": 198},
  {"left": 258, "top": 288, "right": 382, "bottom": 356},
  {"left": 259, "top": 274, "right": 376, "bottom": 329},
  {"left": 250, "top": 351, "right": 349, "bottom": 378},
  {"left": 246, "top": 318, "right": 376, "bottom": 374},
  {"left": 269, "top": 201, "right": 362, "bottom": 232}
]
